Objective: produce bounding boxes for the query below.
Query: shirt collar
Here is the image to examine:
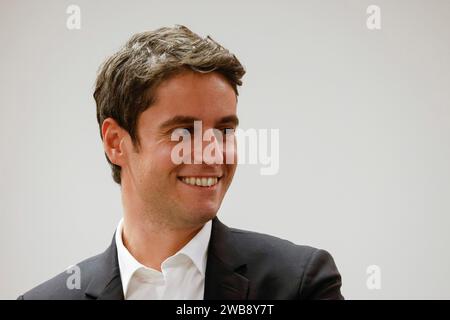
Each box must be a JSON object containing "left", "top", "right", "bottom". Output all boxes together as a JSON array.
[
  {"left": 115, "top": 218, "right": 212, "bottom": 296},
  {"left": 177, "top": 219, "right": 212, "bottom": 275}
]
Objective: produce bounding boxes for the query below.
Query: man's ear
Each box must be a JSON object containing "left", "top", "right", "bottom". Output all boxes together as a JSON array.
[{"left": 101, "top": 118, "right": 128, "bottom": 167}]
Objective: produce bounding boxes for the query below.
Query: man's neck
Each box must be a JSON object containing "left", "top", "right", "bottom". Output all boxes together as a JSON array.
[{"left": 121, "top": 215, "right": 203, "bottom": 271}]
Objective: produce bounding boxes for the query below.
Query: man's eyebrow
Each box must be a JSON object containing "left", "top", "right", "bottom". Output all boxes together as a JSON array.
[
  {"left": 159, "top": 116, "right": 201, "bottom": 130},
  {"left": 159, "top": 114, "right": 240, "bottom": 130},
  {"left": 217, "top": 115, "right": 239, "bottom": 127}
]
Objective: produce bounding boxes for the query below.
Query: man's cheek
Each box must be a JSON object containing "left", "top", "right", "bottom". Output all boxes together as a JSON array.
[
  {"left": 224, "top": 139, "right": 237, "bottom": 165},
  {"left": 139, "top": 149, "right": 174, "bottom": 182},
  {"left": 154, "top": 144, "right": 179, "bottom": 166}
]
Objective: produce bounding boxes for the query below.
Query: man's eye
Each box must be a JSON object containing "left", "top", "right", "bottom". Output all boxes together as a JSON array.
[
  {"left": 173, "top": 127, "right": 193, "bottom": 136},
  {"left": 181, "top": 128, "right": 192, "bottom": 134},
  {"left": 222, "top": 128, "right": 235, "bottom": 135}
]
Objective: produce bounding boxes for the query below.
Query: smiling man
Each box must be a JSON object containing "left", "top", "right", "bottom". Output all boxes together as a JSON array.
[{"left": 19, "top": 25, "right": 343, "bottom": 300}]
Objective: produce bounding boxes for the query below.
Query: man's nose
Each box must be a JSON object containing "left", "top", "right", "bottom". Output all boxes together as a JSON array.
[{"left": 193, "top": 129, "right": 224, "bottom": 165}]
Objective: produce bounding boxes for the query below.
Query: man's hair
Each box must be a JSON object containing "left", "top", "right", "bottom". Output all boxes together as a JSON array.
[{"left": 93, "top": 25, "right": 245, "bottom": 184}]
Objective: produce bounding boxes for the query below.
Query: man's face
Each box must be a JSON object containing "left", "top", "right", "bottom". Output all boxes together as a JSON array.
[{"left": 121, "top": 71, "right": 238, "bottom": 228}]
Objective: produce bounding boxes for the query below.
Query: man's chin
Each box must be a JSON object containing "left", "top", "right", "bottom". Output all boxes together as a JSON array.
[{"left": 181, "top": 208, "right": 218, "bottom": 226}]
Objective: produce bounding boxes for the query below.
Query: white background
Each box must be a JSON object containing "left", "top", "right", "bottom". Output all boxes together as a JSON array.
[{"left": 1, "top": 0, "right": 449, "bottom": 299}]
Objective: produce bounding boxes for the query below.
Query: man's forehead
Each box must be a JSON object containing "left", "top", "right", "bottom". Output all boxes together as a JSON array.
[
  {"left": 152, "top": 71, "right": 237, "bottom": 104},
  {"left": 138, "top": 71, "right": 238, "bottom": 128}
]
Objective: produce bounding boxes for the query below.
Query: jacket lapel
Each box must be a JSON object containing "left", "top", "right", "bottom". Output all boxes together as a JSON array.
[
  {"left": 84, "top": 235, "right": 124, "bottom": 300},
  {"left": 204, "top": 217, "right": 249, "bottom": 300}
]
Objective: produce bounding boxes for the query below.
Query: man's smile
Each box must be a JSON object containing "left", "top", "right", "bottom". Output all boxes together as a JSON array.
[{"left": 177, "top": 176, "right": 222, "bottom": 188}]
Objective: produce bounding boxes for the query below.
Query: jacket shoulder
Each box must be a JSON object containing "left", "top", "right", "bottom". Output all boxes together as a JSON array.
[
  {"left": 228, "top": 227, "right": 343, "bottom": 299},
  {"left": 229, "top": 226, "right": 319, "bottom": 264},
  {"left": 18, "top": 253, "right": 104, "bottom": 300}
]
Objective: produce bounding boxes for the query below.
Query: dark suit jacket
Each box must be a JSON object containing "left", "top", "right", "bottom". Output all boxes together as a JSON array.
[{"left": 18, "top": 217, "right": 344, "bottom": 300}]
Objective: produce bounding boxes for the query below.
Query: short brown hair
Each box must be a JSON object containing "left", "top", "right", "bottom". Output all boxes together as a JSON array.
[{"left": 93, "top": 25, "right": 245, "bottom": 184}]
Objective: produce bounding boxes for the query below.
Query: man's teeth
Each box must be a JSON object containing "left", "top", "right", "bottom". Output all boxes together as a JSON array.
[{"left": 181, "top": 177, "right": 219, "bottom": 187}]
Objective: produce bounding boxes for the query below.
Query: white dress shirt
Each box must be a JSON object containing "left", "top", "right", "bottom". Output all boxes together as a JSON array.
[{"left": 115, "top": 218, "right": 212, "bottom": 300}]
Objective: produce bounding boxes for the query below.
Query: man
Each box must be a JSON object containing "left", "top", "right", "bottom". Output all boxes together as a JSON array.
[{"left": 19, "top": 25, "right": 343, "bottom": 300}]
